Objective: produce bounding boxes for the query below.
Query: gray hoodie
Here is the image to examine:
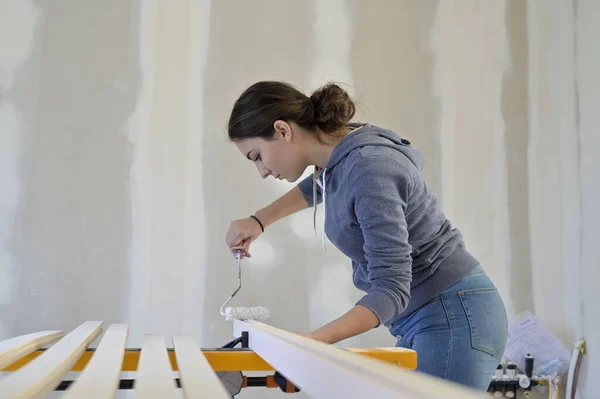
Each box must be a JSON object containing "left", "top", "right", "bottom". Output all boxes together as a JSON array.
[{"left": 298, "top": 123, "right": 479, "bottom": 327}]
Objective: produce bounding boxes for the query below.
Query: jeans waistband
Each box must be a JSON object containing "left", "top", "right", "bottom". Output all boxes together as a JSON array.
[{"left": 389, "top": 264, "right": 487, "bottom": 328}]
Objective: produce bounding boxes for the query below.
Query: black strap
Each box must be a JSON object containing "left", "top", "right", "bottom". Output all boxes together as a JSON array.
[{"left": 250, "top": 215, "right": 265, "bottom": 232}]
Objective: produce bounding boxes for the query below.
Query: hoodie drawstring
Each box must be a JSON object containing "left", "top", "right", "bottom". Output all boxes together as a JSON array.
[{"left": 313, "top": 166, "right": 327, "bottom": 250}]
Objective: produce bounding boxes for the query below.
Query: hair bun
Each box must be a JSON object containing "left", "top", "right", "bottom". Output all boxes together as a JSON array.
[{"left": 310, "top": 83, "right": 355, "bottom": 133}]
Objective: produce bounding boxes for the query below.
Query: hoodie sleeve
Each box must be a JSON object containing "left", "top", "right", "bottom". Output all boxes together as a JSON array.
[
  {"left": 347, "top": 155, "right": 414, "bottom": 326},
  {"left": 297, "top": 173, "right": 322, "bottom": 207}
]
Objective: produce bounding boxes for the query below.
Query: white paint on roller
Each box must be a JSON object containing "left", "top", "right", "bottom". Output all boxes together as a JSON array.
[
  {"left": 430, "top": 0, "right": 513, "bottom": 315},
  {"left": 246, "top": 239, "right": 277, "bottom": 270},
  {"left": 223, "top": 306, "right": 270, "bottom": 322}
]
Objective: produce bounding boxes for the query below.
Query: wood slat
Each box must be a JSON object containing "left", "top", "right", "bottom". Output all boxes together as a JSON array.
[
  {"left": 0, "top": 321, "right": 103, "bottom": 399},
  {"left": 60, "top": 323, "right": 128, "bottom": 399},
  {"left": 172, "top": 335, "right": 230, "bottom": 398},
  {"left": 234, "top": 320, "right": 483, "bottom": 399},
  {"left": 134, "top": 335, "right": 179, "bottom": 399},
  {"left": 0, "top": 330, "right": 64, "bottom": 369}
]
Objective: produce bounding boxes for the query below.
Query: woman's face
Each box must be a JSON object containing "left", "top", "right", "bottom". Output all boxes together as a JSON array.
[{"left": 235, "top": 121, "right": 307, "bottom": 182}]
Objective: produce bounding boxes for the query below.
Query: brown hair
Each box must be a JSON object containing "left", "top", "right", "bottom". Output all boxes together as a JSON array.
[{"left": 227, "top": 81, "right": 356, "bottom": 143}]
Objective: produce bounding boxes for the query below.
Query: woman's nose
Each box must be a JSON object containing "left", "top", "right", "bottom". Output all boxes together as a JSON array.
[{"left": 257, "top": 163, "right": 271, "bottom": 179}]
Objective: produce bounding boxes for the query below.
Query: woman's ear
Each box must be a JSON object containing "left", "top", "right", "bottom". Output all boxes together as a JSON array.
[{"left": 273, "top": 120, "right": 293, "bottom": 143}]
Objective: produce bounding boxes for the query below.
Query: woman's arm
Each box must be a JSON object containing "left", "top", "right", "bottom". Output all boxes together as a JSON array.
[
  {"left": 301, "top": 156, "right": 415, "bottom": 343},
  {"left": 226, "top": 185, "right": 310, "bottom": 255},
  {"left": 300, "top": 305, "right": 379, "bottom": 344},
  {"left": 254, "top": 185, "right": 309, "bottom": 229}
]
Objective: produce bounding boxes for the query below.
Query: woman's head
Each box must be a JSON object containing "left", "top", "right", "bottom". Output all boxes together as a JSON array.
[{"left": 227, "top": 81, "right": 356, "bottom": 182}]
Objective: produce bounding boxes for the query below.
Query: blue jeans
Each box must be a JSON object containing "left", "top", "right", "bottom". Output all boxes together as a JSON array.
[{"left": 389, "top": 265, "right": 508, "bottom": 392}]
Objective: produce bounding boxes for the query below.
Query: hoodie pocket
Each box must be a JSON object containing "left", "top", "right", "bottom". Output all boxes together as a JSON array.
[{"left": 458, "top": 288, "right": 508, "bottom": 356}]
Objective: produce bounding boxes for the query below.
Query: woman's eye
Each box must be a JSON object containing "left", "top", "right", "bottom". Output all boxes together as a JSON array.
[{"left": 254, "top": 155, "right": 261, "bottom": 162}]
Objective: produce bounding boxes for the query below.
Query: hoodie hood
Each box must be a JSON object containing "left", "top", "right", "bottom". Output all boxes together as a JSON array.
[
  {"left": 325, "top": 124, "right": 424, "bottom": 171},
  {"left": 312, "top": 124, "right": 424, "bottom": 249}
]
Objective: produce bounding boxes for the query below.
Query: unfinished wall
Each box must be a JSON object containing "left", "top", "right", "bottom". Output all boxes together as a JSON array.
[
  {"left": 575, "top": 0, "right": 600, "bottom": 394},
  {"left": 1, "top": 0, "right": 597, "bottom": 398},
  {"left": 0, "top": 0, "right": 41, "bottom": 340},
  {"left": 525, "top": 0, "right": 598, "bottom": 396},
  {"left": 1, "top": 0, "right": 137, "bottom": 339},
  {"left": 125, "top": 0, "right": 212, "bottom": 348},
  {"left": 431, "top": 0, "right": 514, "bottom": 317}
]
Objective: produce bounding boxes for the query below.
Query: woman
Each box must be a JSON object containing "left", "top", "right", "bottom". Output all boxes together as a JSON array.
[{"left": 224, "top": 81, "right": 507, "bottom": 391}]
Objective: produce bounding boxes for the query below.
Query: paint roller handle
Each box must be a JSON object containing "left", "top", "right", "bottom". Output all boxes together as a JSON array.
[{"left": 225, "top": 217, "right": 263, "bottom": 258}]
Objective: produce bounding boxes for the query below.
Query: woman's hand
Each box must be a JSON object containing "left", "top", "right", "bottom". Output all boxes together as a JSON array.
[
  {"left": 225, "top": 217, "right": 263, "bottom": 258},
  {"left": 295, "top": 306, "right": 379, "bottom": 345}
]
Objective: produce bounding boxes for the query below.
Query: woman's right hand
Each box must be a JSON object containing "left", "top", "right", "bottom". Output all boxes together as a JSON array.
[{"left": 225, "top": 217, "right": 263, "bottom": 258}]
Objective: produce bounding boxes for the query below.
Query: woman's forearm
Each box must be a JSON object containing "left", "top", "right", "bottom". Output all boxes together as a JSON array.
[
  {"left": 307, "top": 305, "right": 380, "bottom": 344},
  {"left": 254, "top": 186, "right": 309, "bottom": 228}
]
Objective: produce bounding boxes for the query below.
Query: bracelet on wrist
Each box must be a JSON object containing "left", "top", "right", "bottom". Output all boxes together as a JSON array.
[{"left": 250, "top": 215, "right": 265, "bottom": 232}]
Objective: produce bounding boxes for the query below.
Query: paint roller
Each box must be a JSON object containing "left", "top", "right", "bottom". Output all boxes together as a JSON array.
[{"left": 220, "top": 248, "right": 270, "bottom": 321}]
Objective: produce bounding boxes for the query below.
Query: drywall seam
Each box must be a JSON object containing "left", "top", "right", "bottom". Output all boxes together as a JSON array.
[
  {"left": 486, "top": 1, "right": 514, "bottom": 318},
  {"left": 126, "top": 0, "right": 158, "bottom": 345},
  {"left": 571, "top": 0, "right": 586, "bottom": 340},
  {"left": 0, "top": 0, "right": 41, "bottom": 339},
  {"left": 575, "top": 0, "right": 600, "bottom": 394},
  {"left": 182, "top": 0, "right": 212, "bottom": 342},
  {"left": 430, "top": 3, "right": 455, "bottom": 216},
  {"left": 307, "top": 0, "right": 361, "bottom": 347},
  {"left": 525, "top": 1, "right": 543, "bottom": 326},
  {"left": 309, "top": 0, "right": 353, "bottom": 91},
  {"left": 526, "top": 1, "right": 573, "bottom": 343},
  {"left": 128, "top": 0, "right": 211, "bottom": 344},
  {"left": 431, "top": 1, "right": 512, "bottom": 313},
  {"left": 557, "top": 0, "right": 584, "bottom": 341}
]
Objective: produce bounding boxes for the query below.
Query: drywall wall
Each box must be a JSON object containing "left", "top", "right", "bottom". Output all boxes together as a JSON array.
[
  {"left": 575, "top": 0, "right": 600, "bottom": 395},
  {"left": 527, "top": 0, "right": 579, "bottom": 347},
  {"left": 1, "top": 0, "right": 597, "bottom": 398},
  {"left": 1, "top": 0, "right": 137, "bottom": 339},
  {"left": 525, "top": 0, "right": 598, "bottom": 396},
  {"left": 125, "top": 0, "right": 212, "bottom": 347},
  {"left": 430, "top": 0, "right": 514, "bottom": 317},
  {"left": 0, "top": 0, "right": 41, "bottom": 343}
]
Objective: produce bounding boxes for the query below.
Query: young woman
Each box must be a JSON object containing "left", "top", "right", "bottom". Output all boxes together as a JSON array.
[{"left": 224, "top": 81, "right": 508, "bottom": 391}]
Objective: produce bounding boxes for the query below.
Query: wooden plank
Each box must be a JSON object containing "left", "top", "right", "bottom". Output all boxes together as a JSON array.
[
  {"left": 172, "top": 335, "right": 230, "bottom": 398},
  {"left": 6, "top": 346, "right": 417, "bottom": 372},
  {"left": 0, "top": 330, "right": 64, "bottom": 369},
  {"left": 134, "top": 335, "right": 179, "bottom": 399},
  {"left": 234, "top": 320, "right": 483, "bottom": 399},
  {"left": 0, "top": 321, "right": 103, "bottom": 399},
  {"left": 61, "top": 324, "right": 128, "bottom": 399}
]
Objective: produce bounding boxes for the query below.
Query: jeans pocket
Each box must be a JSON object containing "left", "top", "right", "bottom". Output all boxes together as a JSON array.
[{"left": 458, "top": 288, "right": 507, "bottom": 356}]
